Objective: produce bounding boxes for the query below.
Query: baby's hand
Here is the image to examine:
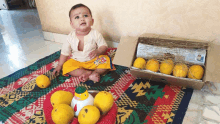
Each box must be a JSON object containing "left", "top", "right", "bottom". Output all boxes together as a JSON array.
[
  {"left": 52, "top": 65, "right": 62, "bottom": 76},
  {"left": 89, "top": 50, "right": 100, "bottom": 59}
]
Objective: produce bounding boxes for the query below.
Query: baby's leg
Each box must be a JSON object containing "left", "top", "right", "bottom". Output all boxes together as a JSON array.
[
  {"left": 89, "top": 69, "right": 108, "bottom": 82},
  {"left": 68, "top": 68, "right": 92, "bottom": 82}
]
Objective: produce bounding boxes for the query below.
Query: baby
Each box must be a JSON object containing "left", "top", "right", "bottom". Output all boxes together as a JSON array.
[{"left": 52, "top": 3, "right": 113, "bottom": 82}]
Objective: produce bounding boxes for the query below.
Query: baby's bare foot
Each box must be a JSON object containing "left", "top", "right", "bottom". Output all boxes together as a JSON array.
[
  {"left": 79, "top": 71, "right": 92, "bottom": 82},
  {"left": 89, "top": 72, "right": 100, "bottom": 82}
]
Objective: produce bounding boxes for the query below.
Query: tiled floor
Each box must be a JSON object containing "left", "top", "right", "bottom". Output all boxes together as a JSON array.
[
  {"left": 1, "top": 9, "right": 220, "bottom": 124},
  {"left": 0, "top": 9, "right": 62, "bottom": 79}
]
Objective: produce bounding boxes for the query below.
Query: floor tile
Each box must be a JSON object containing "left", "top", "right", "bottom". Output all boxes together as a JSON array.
[
  {"left": 182, "top": 111, "right": 198, "bottom": 124},
  {"left": 20, "top": 42, "right": 62, "bottom": 64},
  {"left": 0, "top": 61, "right": 28, "bottom": 79},
  {"left": 189, "top": 90, "right": 205, "bottom": 105},
  {"left": 203, "top": 106, "right": 220, "bottom": 123},
  {"left": 204, "top": 120, "right": 219, "bottom": 124},
  {"left": 43, "top": 31, "right": 55, "bottom": 41},
  {"left": 0, "top": 9, "right": 60, "bottom": 79}
]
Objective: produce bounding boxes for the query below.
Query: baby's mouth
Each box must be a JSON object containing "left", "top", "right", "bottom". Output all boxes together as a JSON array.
[{"left": 80, "top": 22, "right": 86, "bottom": 26}]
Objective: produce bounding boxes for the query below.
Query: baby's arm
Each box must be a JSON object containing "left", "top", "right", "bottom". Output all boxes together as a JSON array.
[
  {"left": 89, "top": 30, "right": 108, "bottom": 59},
  {"left": 89, "top": 45, "right": 108, "bottom": 59},
  {"left": 52, "top": 54, "right": 68, "bottom": 76},
  {"left": 53, "top": 33, "right": 72, "bottom": 75},
  {"left": 97, "top": 45, "right": 108, "bottom": 55}
]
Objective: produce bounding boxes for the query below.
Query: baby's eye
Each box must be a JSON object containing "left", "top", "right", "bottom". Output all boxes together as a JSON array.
[
  {"left": 75, "top": 16, "right": 79, "bottom": 19},
  {"left": 84, "top": 15, "right": 88, "bottom": 17}
]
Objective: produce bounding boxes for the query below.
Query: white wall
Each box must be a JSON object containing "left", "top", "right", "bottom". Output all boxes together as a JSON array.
[{"left": 36, "top": 0, "right": 220, "bottom": 42}]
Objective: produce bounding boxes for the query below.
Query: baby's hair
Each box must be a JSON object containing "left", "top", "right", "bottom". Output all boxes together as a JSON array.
[{"left": 69, "top": 3, "right": 92, "bottom": 18}]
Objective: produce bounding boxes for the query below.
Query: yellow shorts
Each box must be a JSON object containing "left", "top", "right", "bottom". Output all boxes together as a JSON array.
[{"left": 62, "top": 55, "right": 114, "bottom": 76}]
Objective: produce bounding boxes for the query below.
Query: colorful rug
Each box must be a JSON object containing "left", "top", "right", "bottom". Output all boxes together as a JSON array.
[{"left": 0, "top": 48, "right": 193, "bottom": 124}]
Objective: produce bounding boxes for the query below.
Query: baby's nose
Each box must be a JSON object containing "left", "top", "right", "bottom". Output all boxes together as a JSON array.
[{"left": 80, "top": 17, "right": 85, "bottom": 21}]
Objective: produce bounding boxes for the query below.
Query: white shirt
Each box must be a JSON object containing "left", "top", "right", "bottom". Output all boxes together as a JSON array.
[{"left": 61, "top": 29, "right": 108, "bottom": 62}]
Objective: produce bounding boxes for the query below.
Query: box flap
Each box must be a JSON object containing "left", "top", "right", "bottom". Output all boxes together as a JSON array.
[
  {"left": 139, "top": 33, "right": 160, "bottom": 38},
  {"left": 205, "top": 42, "right": 220, "bottom": 83},
  {"left": 139, "top": 34, "right": 209, "bottom": 49},
  {"left": 113, "top": 36, "right": 139, "bottom": 67}
]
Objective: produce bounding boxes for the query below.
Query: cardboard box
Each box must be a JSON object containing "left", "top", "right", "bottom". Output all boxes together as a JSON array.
[{"left": 113, "top": 33, "right": 220, "bottom": 90}]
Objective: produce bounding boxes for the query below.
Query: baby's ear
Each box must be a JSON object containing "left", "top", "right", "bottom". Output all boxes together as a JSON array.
[
  {"left": 92, "top": 18, "right": 94, "bottom": 26},
  {"left": 70, "top": 21, "right": 75, "bottom": 29}
]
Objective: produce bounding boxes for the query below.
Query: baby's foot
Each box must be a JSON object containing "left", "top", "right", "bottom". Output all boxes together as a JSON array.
[
  {"left": 89, "top": 72, "right": 100, "bottom": 82},
  {"left": 79, "top": 71, "right": 92, "bottom": 82}
]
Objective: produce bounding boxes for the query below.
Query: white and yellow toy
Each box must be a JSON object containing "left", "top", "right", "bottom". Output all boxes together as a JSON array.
[{"left": 71, "top": 86, "right": 94, "bottom": 116}]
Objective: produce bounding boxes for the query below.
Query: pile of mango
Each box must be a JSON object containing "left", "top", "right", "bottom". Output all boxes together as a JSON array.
[
  {"left": 133, "top": 57, "right": 204, "bottom": 80},
  {"left": 50, "top": 90, "right": 113, "bottom": 124},
  {"left": 35, "top": 75, "right": 114, "bottom": 124}
]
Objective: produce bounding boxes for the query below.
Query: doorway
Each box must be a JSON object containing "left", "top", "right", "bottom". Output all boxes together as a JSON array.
[{"left": 0, "top": 0, "right": 35, "bottom": 10}]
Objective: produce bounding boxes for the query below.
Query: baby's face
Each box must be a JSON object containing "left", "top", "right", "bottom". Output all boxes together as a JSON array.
[{"left": 70, "top": 7, "right": 93, "bottom": 33}]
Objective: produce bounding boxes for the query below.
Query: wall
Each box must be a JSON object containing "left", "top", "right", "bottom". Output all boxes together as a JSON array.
[{"left": 35, "top": 0, "right": 220, "bottom": 42}]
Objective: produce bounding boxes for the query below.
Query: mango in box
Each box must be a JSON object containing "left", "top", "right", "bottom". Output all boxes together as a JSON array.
[
  {"left": 173, "top": 63, "right": 188, "bottom": 78},
  {"left": 133, "top": 57, "right": 146, "bottom": 69},
  {"left": 51, "top": 90, "right": 73, "bottom": 107},
  {"left": 36, "top": 75, "right": 51, "bottom": 88},
  {"left": 51, "top": 104, "right": 74, "bottom": 124},
  {"left": 78, "top": 105, "right": 100, "bottom": 124},
  {"left": 160, "top": 59, "right": 174, "bottom": 75},
  {"left": 188, "top": 65, "right": 204, "bottom": 80},
  {"left": 94, "top": 91, "right": 114, "bottom": 115},
  {"left": 146, "top": 59, "right": 159, "bottom": 72}
]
